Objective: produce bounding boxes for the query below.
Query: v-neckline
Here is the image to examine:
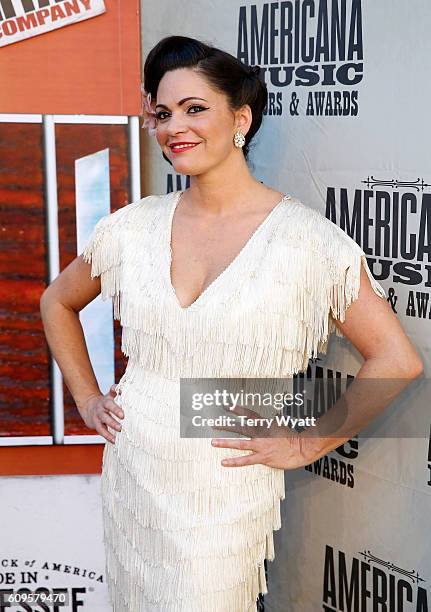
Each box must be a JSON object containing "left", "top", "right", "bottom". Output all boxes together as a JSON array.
[{"left": 166, "top": 189, "right": 290, "bottom": 311}]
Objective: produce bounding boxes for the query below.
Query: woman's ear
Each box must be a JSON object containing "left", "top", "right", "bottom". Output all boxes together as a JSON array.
[{"left": 235, "top": 104, "right": 253, "bottom": 136}]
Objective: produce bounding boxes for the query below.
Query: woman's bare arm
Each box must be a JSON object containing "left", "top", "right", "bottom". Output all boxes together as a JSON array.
[
  {"left": 40, "top": 254, "right": 124, "bottom": 443},
  {"left": 294, "top": 265, "right": 424, "bottom": 455},
  {"left": 335, "top": 265, "right": 423, "bottom": 378},
  {"left": 39, "top": 255, "right": 117, "bottom": 423},
  {"left": 211, "top": 266, "right": 424, "bottom": 469}
]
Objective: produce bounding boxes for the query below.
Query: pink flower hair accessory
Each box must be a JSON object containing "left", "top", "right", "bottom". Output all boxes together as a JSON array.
[{"left": 140, "top": 84, "right": 158, "bottom": 136}]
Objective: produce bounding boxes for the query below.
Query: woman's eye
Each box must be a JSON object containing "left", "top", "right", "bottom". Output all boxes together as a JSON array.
[
  {"left": 155, "top": 111, "right": 169, "bottom": 120},
  {"left": 188, "top": 105, "right": 207, "bottom": 113},
  {"left": 155, "top": 106, "right": 207, "bottom": 121}
]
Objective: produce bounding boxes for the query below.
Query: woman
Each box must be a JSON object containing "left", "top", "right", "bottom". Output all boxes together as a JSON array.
[{"left": 40, "top": 35, "right": 423, "bottom": 612}]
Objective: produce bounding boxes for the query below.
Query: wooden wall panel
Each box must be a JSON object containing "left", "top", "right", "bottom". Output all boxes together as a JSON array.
[
  {"left": 0, "top": 122, "right": 131, "bottom": 439},
  {"left": 0, "top": 123, "right": 51, "bottom": 436}
]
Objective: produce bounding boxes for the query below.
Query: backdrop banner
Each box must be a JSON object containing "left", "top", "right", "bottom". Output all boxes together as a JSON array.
[{"left": 139, "top": 1, "right": 431, "bottom": 609}]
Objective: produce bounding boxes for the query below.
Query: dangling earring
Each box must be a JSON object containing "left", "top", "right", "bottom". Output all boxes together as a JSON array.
[{"left": 233, "top": 130, "right": 246, "bottom": 148}]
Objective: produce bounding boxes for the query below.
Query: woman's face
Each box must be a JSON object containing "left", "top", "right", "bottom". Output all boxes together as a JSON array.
[{"left": 154, "top": 67, "right": 248, "bottom": 175}]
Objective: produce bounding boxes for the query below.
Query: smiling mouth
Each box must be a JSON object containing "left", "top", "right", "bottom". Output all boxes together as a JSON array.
[{"left": 169, "top": 143, "right": 200, "bottom": 153}]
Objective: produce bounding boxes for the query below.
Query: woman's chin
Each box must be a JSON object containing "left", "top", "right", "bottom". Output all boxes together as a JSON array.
[{"left": 171, "top": 161, "right": 201, "bottom": 175}]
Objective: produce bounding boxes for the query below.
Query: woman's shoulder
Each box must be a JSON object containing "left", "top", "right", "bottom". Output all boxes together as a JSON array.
[
  {"left": 120, "top": 191, "right": 174, "bottom": 214},
  {"left": 81, "top": 192, "right": 174, "bottom": 274},
  {"left": 282, "top": 194, "right": 363, "bottom": 258},
  {"left": 280, "top": 196, "right": 386, "bottom": 325},
  {"left": 95, "top": 191, "right": 175, "bottom": 229}
]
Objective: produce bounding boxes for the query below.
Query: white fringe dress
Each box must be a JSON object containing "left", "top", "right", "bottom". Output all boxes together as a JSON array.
[{"left": 82, "top": 190, "right": 386, "bottom": 612}]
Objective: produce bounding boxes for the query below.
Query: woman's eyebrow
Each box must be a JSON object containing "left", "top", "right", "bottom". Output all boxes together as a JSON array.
[{"left": 155, "top": 97, "right": 208, "bottom": 109}]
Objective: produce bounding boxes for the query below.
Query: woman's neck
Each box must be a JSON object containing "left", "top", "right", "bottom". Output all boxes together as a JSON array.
[{"left": 185, "top": 154, "right": 263, "bottom": 216}]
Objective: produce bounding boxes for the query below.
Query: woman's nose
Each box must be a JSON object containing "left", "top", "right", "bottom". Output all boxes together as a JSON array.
[{"left": 166, "top": 112, "right": 188, "bottom": 135}]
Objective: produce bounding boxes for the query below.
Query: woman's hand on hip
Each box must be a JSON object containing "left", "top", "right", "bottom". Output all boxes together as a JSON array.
[
  {"left": 211, "top": 434, "right": 329, "bottom": 470},
  {"left": 81, "top": 385, "right": 124, "bottom": 444},
  {"left": 209, "top": 405, "right": 334, "bottom": 470}
]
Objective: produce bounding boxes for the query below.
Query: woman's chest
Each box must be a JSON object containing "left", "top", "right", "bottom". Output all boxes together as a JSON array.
[
  {"left": 113, "top": 198, "right": 335, "bottom": 377},
  {"left": 119, "top": 218, "right": 328, "bottom": 335},
  {"left": 169, "top": 208, "right": 291, "bottom": 310}
]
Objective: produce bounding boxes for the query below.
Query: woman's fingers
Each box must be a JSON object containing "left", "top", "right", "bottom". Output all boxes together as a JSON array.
[
  {"left": 211, "top": 438, "right": 255, "bottom": 451},
  {"left": 100, "top": 399, "right": 123, "bottom": 428},
  {"left": 96, "top": 411, "right": 120, "bottom": 444},
  {"left": 104, "top": 397, "right": 124, "bottom": 420},
  {"left": 100, "top": 408, "right": 122, "bottom": 432},
  {"left": 221, "top": 452, "right": 261, "bottom": 467},
  {"left": 81, "top": 387, "right": 125, "bottom": 443},
  {"left": 211, "top": 437, "right": 262, "bottom": 467},
  {"left": 95, "top": 393, "right": 125, "bottom": 444},
  {"left": 95, "top": 417, "right": 116, "bottom": 444}
]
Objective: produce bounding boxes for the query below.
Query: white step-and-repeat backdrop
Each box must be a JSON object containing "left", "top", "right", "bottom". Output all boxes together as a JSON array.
[
  {"left": 139, "top": 1, "right": 431, "bottom": 610},
  {"left": 2, "top": 3, "right": 429, "bottom": 611}
]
